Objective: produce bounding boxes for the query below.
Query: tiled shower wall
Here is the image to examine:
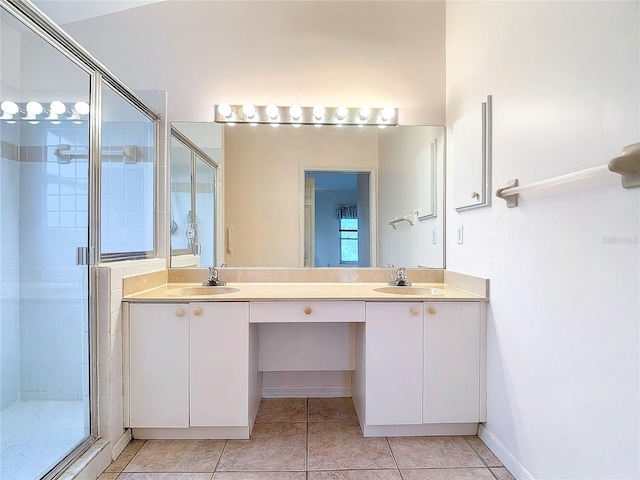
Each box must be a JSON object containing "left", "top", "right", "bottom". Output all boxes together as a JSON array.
[
  {"left": 1, "top": 118, "right": 153, "bottom": 405},
  {"left": 101, "top": 121, "right": 154, "bottom": 255},
  {"left": 17, "top": 120, "right": 89, "bottom": 402}
]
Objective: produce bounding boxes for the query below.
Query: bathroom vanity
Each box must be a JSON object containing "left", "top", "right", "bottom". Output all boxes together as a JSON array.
[{"left": 122, "top": 269, "right": 487, "bottom": 440}]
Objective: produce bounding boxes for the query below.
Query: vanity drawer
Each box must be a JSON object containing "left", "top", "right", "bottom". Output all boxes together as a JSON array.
[{"left": 250, "top": 301, "right": 365, "bottom": 323}]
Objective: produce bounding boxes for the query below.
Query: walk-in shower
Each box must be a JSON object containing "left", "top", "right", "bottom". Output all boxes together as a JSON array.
[
  {"left": 0, "top": 6, "right": 92, "bottom": 478},
  {"left": 1, "top": 2, "right": 158, "bottom": 478}
]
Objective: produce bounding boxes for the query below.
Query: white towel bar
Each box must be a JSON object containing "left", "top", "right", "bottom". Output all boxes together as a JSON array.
[{"left": 496, "top": 142, "right": 639, "bottom": 207}]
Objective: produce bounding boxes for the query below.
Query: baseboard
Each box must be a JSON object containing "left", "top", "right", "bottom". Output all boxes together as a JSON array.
[
  {"left": 478, "top": 424, "right": 535, "bottom": 480},
  {"left": 261, "top": 386, "right": 352, "bottom": 398},
  {"left": 112, "top": 429, "right": 132, "bottom": 460}
]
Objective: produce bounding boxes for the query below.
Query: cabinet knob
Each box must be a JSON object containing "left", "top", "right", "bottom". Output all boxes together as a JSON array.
[
  {"left": 175, "top": 308, "right": 185, "bottom": 317},
  {"left": 410, "top": 307, "right": 420, "bottom": 316},
  {"left": 304, "top": 307, "right": 312, "bottom": 315},
  {"left": 193, "top": 307, "right": 202, "bottom": 316},
  {"left": 428, "top": 306, "right": 437, "bottom": 315},
  {"left": 471, "top": 191, "right": 480, "bottom": 199}
]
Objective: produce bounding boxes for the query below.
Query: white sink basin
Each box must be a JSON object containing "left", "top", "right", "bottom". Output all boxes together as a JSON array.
[
  {"left": 167, "top": 286, "right": 241, "bottom": 296},
  {"left": 374, "top": 286, "right": 445, "bottom": 296}
]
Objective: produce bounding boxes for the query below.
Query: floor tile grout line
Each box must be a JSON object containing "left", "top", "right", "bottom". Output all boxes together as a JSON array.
[
  {"left": 463, "top": 435, "right": 488, "bottom": 468},
  {"left": 385, "top": 436, "right": 404, "bottom": 479},
  {"left": 306, "top": 397, "right": 310, "bottom": 477},
  {"left": 211, "top": 438, "right": 227, "bottom": 476}
]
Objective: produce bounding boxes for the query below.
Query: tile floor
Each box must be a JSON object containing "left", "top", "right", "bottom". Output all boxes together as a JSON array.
[
  {"left": 1, "top": 400, "right": 86, "bottom": 480},
  {"left": 100, "top": 398, "right": 515, "bottom": 480}
]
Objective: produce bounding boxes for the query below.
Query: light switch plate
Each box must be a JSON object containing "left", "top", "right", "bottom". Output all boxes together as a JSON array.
[{"left": 457, "top": 226, "right": 464, "bottom": 244}]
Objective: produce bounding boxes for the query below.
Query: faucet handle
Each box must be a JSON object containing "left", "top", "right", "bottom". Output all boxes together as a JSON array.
[{"left": 208, "top": 267, "right": 219, "bottom": 279}]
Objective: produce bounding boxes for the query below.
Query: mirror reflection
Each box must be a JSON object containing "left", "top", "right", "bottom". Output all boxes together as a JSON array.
[
  {"left": 170, "top": 123, "right": 445, "bottom": 269},
  {"left": 169, "top": 125, "right": 221, "bottom": 268}
]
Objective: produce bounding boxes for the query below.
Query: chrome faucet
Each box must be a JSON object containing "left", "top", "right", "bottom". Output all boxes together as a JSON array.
[
  {"left": 202, "top": 267, "right": 227, "bottom": 286},
  {"left": 388, "top": 267, "right": 411, "bottom": 287}
]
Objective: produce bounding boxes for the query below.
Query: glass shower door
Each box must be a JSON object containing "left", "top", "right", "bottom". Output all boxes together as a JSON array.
[{"left": 1, "top": 6, "right": 93, "bottom": 479}]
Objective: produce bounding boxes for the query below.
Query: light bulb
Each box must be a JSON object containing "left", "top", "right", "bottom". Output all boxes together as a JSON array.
[
  {"left": 378, "top": 125, "right": 387, "bottom": 129},
  {"left": 312, "top": 104, "right": 325, "bottom": 120},
  {"left": 314, "top": 124, "right": 322, "bottom": 128},
  {"left": 227, "top": 122, "right": 236, "bottom": 127},
  {"left": 1, "top": 101, "right": 19, "bottom": 115},
  {"left": 289, "top": 104, "right": 302, "bottom": 120},
  {"left": 242, "top": 103, "right": 256, "bottom": 119},
  {"left": 359, "top": 107, "right": 371, "bottom": 121},
  {"left": 26, "top": 101, "right": 44, "bottom": 115},
  {"left": 50, "top": 101, "right": 66, "bottom": 114},
  {"left": 270, "top": 123, "right": 279, "bottom": 128},
  {"left": 74, "top": 101, "right": 90, "bottom": 115},
  {"left": 265, "top": 104, "right": 279, "bottom": 120},
  {"left": 249, "top": 122, "right": 258, "bottom": 127},
  {"left": 336, "top": 106, "right": 348, "bottom": 121},
  {"left": 292, "top": 123, "right": 301, "bottom": 128},
  {"left": 218, "top": 103, "right": 232, "bottom": 118},
  {"left": 381, "top": 106, "right": 395, "bottom": 121}
]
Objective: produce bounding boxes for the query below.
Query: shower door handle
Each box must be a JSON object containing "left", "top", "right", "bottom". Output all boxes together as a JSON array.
[{"left": 76, "top": 246, "right": 97, "bottom": 266}]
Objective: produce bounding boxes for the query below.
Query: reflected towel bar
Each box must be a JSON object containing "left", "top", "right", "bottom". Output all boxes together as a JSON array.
[
  {"left": 496, "top": 142, "right": 640, "bottom": 208},
  {"left": 388, "top": 210, "right": 417, "bottom": 229}
]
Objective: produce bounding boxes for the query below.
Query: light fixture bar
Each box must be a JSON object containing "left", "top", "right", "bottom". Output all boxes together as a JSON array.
[{"left": 214, "top": 104, "right": 397, "bottom": 126}]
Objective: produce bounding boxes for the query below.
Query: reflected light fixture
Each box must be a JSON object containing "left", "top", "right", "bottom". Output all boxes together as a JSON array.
[
  {"left": 1, "top": 100, "right": 19, "bottom": 115},
  {"left": 26, "top": 101, "right": 44, "bottom": 115},
  {"left": 49, "top": 101, "right": 67, "bottom": 115},
  {"left": 74, "top": 101, "right": 90, "bottom": 115},
  {"left": 214, "top": 104, "right": 398, "bottom": 126}
]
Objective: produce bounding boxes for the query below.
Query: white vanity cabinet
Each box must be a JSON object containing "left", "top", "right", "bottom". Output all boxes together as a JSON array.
[
  {"left": 129, "top": 303, "right": 190, "bottom": 428},
  {"left": 127, "top": 301, "right": 258, "bottom": 437},
  {"left": 354, "top": 300, "right": 485, "bottom": 436},
  {"left": 362, "top": 302, "right": 424, "bottom": 425},
  {"left": 423, "top": 301, "right": 483, "bottom": 423}
]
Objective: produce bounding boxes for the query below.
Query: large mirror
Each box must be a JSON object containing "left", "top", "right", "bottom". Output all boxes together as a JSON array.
[{"left": 170, "top": 123, "right": 445, "bottom": 269}]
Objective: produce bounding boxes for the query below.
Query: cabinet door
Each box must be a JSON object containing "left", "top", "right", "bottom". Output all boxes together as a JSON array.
[
  {"left": 424, "top": 302, "right": 481, "bottom": 423},
  {"left": 190, "top": 302, "right": 250, "bottom": 426},
  {"left": 365, "top": 302, "right": 423, "bottom": 425},
  {"left": 129, "top": 303, "right": 189, "bottom": 428}
]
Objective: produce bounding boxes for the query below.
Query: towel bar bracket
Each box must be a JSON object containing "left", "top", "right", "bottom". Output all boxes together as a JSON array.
[{"left": 495, "top": 179, "right": 519, "bottom": 208}]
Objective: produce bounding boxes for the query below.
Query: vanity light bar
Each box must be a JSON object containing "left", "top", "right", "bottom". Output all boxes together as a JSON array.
[{"left": 214, "top": 104, "right": 397, "bottom": 126}]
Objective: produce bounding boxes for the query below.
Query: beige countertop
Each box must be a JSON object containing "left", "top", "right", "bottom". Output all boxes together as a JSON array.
[{"left": 123, "top": 281, "right": 486, "bottom": 302}]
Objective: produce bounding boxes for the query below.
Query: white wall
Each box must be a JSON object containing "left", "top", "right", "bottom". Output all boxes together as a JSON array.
[
  {"left": 446, "top": 2, "right": 639, "bottom": 479},
  {"left": 52, "top": 0, "right": 446, "bottom": 125}
]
